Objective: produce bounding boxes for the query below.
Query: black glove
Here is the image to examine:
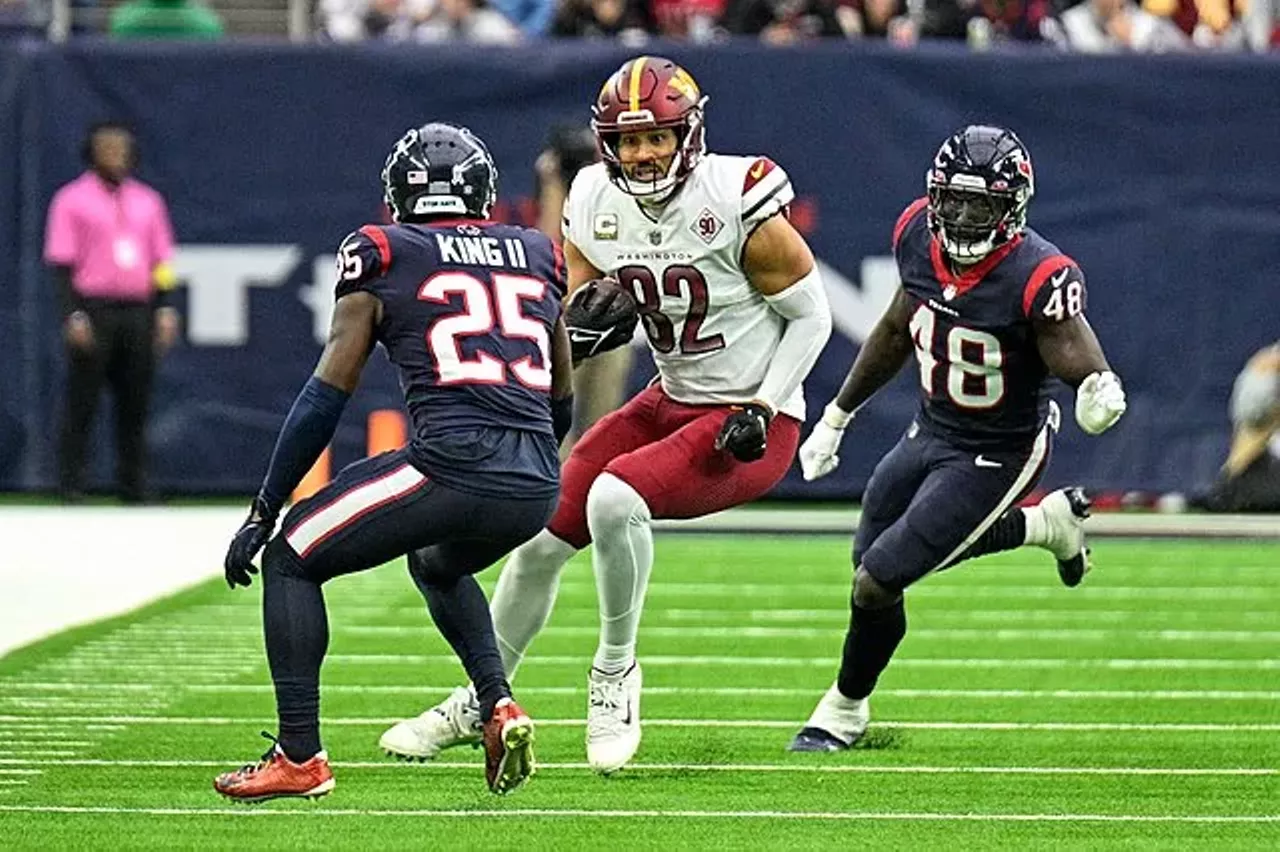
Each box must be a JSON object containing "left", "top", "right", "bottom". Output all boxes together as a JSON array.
[
  {"left": 715, "top": 403, "right": 772, "bottom": 462},
  {"left": 224, "top": 494, "right": 278, "bottom": 589},
  {"left": 565, "top": 279, "right": 638, "bottom": 364}
]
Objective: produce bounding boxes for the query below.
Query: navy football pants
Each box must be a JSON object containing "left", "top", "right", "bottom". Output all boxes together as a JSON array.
[{"left": 855, "top": 418, "right": 1055, "bottom": 592}]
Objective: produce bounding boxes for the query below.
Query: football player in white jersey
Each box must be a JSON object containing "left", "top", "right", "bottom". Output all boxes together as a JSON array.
[{"left": 380, "top": 56, "right": 832, "bottom": 773}]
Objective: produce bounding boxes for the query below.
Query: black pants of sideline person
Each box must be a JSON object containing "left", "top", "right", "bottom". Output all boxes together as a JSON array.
[{"left": 60, "top": 301, "right": 155, "bottom": 503}]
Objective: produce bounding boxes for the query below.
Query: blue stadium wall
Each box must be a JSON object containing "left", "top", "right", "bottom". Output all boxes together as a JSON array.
[{"left": 2, "top": 41, "right": 1278, "bottom": 498}]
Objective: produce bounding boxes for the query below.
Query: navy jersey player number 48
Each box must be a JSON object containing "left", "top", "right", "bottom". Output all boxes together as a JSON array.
[
  {"left": 214, "top": 123, "right": 573, "bottom": 802},
  {"left": 789, "top": 126, "right": 1128, "bottom": 753}
]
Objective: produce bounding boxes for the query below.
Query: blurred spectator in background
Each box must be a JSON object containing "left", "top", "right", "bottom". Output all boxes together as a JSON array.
[
  {"left": 723, "top": 0, "right": 848, "bottom": 40},
  {"left": 1058, "top": 0, "right": 1189, "bottom": 50},
  {"left": 650, "top": 0, "right": 727, "bottom": 39},
  {"left": 551, "top": 0, "right": 653, "bottom": 39},
  {"left": 906, "top": 0, "right": 980, "bottom": 38},
  {"left": 1192, "top": 342, "right": 1280, "bottom": 512},
  {"left": 109, "top": 0, "right": 225, "bottom": 38},
  {"left": 44, "top": 122, "right": 180, "bottom": 504},
  {"left": 489, "top": 0, "right": 556, "bottom": 34},
  {"left": 320, "top": 0, "right": 431, "bottom": 41},
  {"left": 836, "top": 0, "right": 907, "bottom": 37},
  {"left": 1141, "top": 0, "right": 1248, "bottom": 48},
  {"left": 533, "top": 123, "right": 634, "bottom": 456},
  {"left": 981, "top": 0, "right": 1055, "bottom": 39},
  {"left": 412, "top": 0, "right": 521, "bottom": 40}
]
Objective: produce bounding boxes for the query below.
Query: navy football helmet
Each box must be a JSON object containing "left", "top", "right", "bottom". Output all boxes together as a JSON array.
[
  {"left": 382, "top": 123, "right": 498, "bottom": 222},
  {"left": 926, "top": 125, "right": 1034, "bottom": 263}
]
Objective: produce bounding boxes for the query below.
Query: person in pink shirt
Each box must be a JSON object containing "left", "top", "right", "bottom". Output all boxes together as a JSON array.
[{"left": 43, "top": 121, "right": 181, "bottom": 504}]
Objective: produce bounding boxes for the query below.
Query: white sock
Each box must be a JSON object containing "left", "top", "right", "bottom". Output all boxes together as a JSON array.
[
  {"left": 490, "top": 528, "right": 577, "bottom": 678},
  {"left": 1022, "top": 504, "right": 1048, "bottom": 547},
  {"left": 585, "top": 473, "right": 653, "bottom": 675}
]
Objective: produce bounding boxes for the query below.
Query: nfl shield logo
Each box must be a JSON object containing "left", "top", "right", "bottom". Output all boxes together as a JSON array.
[
  {"left": 648, "top": 230, "right": 663, "bottom": 246},
  {"left": 943, "top": 285, "right": 957, "bottom": 301}
]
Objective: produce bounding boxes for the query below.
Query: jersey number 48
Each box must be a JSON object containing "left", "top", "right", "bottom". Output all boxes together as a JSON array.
[{"left": 909, "top": 304, "right": 1005, "bottom": 410}]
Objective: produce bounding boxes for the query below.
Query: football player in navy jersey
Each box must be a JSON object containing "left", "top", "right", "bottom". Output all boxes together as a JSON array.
[
  {"left": 789, "top": 125, "right": 1128, "bottom": 751},
  {"left": 212, "top": 123, "right": 573, "bottom": 799}
]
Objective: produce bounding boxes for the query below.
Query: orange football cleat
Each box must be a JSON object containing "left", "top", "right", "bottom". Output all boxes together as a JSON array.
[
  {"left": 483, "top": 698, "right": 535, "bottom": 795},
  {"left": 214, "top": 733, "right": 335, "bottom": 804}
]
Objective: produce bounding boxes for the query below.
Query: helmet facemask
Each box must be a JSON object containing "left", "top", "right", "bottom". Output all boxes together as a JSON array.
[
  {"left": 928, "top": 181, "right": 1024, "bottom": 263},
  {"left": 595, "top": 98, "right": 706, "bottom": 204}
]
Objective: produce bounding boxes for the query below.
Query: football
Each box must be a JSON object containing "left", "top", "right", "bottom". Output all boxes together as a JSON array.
[{"left": 565, "top": 278, "right": 640, "bottom": 362}]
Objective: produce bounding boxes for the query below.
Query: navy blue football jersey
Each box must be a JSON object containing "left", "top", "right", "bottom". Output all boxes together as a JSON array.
[
  {"left": 892, "top": 197, "right": 1088, "bottom": 449},
  {"left": 335, "top": 220, "right": 566, "bottom": 498}
]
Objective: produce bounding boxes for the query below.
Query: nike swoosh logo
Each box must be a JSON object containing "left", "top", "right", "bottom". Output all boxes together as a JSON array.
[
  {"left": 974, "top": 455, "right": 1003, "bottom": 468},
  {"left": 750, "top": 162, "right": 766, "bottom": 180},
  {"left": 1049, "top": 267, "right": 1070, "bottom": 288}
]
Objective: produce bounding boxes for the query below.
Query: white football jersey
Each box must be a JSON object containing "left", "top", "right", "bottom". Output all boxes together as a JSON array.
[{"left": 564, "top": 154, "right": 805, "bottom": 420}]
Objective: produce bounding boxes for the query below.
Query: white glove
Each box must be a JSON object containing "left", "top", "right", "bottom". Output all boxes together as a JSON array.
[
  {"left": 1075, "top": 370, "right": 1127, "bottom": 435},
  {"left": 799, "top": 402, "right": 854, "bottom": 481}
]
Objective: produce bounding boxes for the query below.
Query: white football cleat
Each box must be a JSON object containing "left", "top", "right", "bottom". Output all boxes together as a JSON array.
[
  {"left": 787, "top": 682, "right": 870, "bottom": 752},
  {"left": 1034, "top": 487, "right": 1092, "bottom": 587},
  {"left": 586, "top": 663, "right": 642, "bottom": 774},
  {"left": 379, "top": 685, "right": 481, "bottom": 760}
]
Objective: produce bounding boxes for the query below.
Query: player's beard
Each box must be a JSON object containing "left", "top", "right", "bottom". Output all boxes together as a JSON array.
[{"left": 623, "top": 155, "right": 681, "bottom": 206}]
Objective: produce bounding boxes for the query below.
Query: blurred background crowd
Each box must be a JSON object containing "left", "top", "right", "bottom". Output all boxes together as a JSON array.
[{"left": 3, "top": 0, "right": 1276, "bottom": 52}]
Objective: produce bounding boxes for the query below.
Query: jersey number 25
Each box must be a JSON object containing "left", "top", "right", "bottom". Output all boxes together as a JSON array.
[{"left": 419, "top": 271, "right": 551, "bottom": 391}]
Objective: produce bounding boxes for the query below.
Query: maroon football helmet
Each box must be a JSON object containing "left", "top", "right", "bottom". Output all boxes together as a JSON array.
[{"left": 591, "top": 56, "right": 707, "bottom": 201}]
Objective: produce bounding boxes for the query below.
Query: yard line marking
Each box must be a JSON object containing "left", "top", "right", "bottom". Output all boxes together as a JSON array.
[
  {"left": 0, "top": 716, "right": 1276, "bottom": 732},
  {"left": 20, "top": 655, "right": 1280, "bottom": 673},
  {"left": 0, "top": 758, "right": 1273, "bottom": 777},
  {"left": 302, "top": 626, "right": 1280, "bottom": 643},
  {"left": 9, "top": 683, "right": 1280, "bottom": 701},
  {"left": 0, "top": 805, "right": 1277, "bottom": 823},
  {"left": 657, "top": 609, "right": 1280, "bottom": 624},
  {"left": 314, "top": 655, "right": 1280, "bottom": 670},
  {"left": 556, "top": 583, "right": 1280, "bottom": 600}
]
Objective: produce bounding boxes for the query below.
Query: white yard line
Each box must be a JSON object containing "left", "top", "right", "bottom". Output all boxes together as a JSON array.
[
  {"left": 9, "top": 655, "right": 1280, "bottom": 672},
  {"left": 0, "top": 715, "right": 1276, "bottom": 732},
  {"left": 313, "top": 655, "right": 1280, "bottom": 670},
  {"left": 5, "top": 683, "right": 1280, "bottom": 701},
  {"left": 0, "top": 804, "right": 1277, "bottom": 823},
  {"left": 0, "top": 758, "right": 1273, "bottom": 777}
]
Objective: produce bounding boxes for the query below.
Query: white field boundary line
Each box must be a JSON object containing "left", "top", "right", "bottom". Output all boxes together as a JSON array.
[
  {"left": 72, "top": 627, "right": 1280, "bottom": 642},
  {"left": 8, "top": 684, "right": 1280, "bottom": 702},
  {"left": 0, "top": 759, "right": 1273, "bottom": 777},
  {"left": 292, "top": 656, "right": 1280, "bottom": 670},
  {"left": 37, "top": 652, "right": 1280, "bottom": 665},
  {"left": 1, "top": 805, "right": 1278, "bottom": 823},
  {"left": 1, "top": 716, "right": 1278, "bottom": 733},
  {"left": 653, "top": 507, "right": 1280, "bottom": 539},
  {"left": 337, "top": 583, "right": 1280, "bottom": 598}
]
